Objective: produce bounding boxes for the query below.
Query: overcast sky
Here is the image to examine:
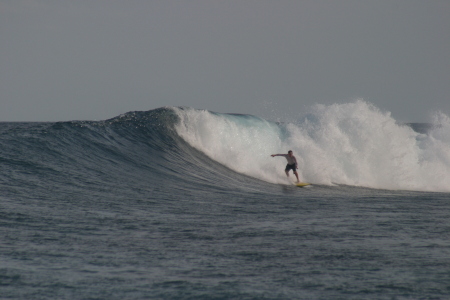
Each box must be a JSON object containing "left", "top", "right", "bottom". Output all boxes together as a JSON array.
[{"left": 1, "top": 0, "right": 449, "bottom": 122}]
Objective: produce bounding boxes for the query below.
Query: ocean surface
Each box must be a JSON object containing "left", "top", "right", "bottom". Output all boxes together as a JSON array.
[{"left": 1, "top": 101, "right": 450, "bottom": 299}]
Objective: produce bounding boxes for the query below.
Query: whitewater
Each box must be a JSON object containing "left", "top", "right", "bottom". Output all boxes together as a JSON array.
[
  {"left": 175, "top": 100, "right": 450, "bottom": 192},
  {"left": 1, "top": 101, "right": 450, "bottom": 299}
]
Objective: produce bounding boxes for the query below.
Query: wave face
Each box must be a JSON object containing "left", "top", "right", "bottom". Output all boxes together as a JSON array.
[
  {"left": 1, "top": 101, "right": 449, "bottom": 194},
  {"left": 174, "top": 100, "right": 450, "bottom": 192},
  {"left": 0, "top": 108, "right": 268, "bottom": 202}
]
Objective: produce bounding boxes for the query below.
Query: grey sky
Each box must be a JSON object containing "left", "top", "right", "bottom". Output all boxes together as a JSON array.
[{"left": 1, "top": 0, "right": 449, "bottom": 122}]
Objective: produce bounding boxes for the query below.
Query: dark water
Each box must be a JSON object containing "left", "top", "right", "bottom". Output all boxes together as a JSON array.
[{"left": 1, "top": 107, "right": 450, "bottom": 299}]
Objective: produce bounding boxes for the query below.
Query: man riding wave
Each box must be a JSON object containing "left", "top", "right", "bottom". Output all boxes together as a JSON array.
[{"left": 271, "top": 150, "right": 301, "bottom": 183}]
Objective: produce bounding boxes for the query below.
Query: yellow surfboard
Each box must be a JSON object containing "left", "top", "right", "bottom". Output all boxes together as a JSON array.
[{"left": 295, "top": 182, "right": 311, "bottom": 187}]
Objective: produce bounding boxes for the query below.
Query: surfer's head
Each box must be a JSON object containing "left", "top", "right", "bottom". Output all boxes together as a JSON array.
[{"left": 288, "top": 150, "right": 293, "bottom": 156}]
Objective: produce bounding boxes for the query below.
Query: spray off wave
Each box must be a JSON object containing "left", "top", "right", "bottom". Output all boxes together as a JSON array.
[{"left": 174, "top": 101, "right": 450, "bottom": 192}]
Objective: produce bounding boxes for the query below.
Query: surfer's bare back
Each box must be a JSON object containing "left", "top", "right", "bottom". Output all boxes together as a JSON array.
[{"left": 271, "top": 150, "right": 300, "bottom": 183}]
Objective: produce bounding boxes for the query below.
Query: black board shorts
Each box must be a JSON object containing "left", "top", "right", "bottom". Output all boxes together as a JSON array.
[{"left": 285, "top": 163, "right": 297, "bottom": 172}]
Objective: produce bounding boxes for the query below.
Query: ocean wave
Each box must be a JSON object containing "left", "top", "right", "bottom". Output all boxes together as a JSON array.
[{"left": 1, "top": 101, "right": 449, "bottom": 193}]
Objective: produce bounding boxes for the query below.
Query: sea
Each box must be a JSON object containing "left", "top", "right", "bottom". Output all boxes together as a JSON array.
[{"left": 1, "top": 100, "right": 450, "bottom": 299}]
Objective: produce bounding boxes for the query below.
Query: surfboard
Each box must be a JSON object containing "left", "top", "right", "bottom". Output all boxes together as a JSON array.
[{"left": 295, "top": 182, "right": 311, "bottom": 187}]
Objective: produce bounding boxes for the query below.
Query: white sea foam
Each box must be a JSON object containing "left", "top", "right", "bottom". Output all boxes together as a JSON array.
[{"left": 173, "top": 101, "right": 450, "bottom": 192}]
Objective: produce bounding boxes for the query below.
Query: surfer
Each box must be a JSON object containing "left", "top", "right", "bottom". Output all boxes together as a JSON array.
[{"left": 271, "top": 150, "right": 300, "bottom": 183}]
